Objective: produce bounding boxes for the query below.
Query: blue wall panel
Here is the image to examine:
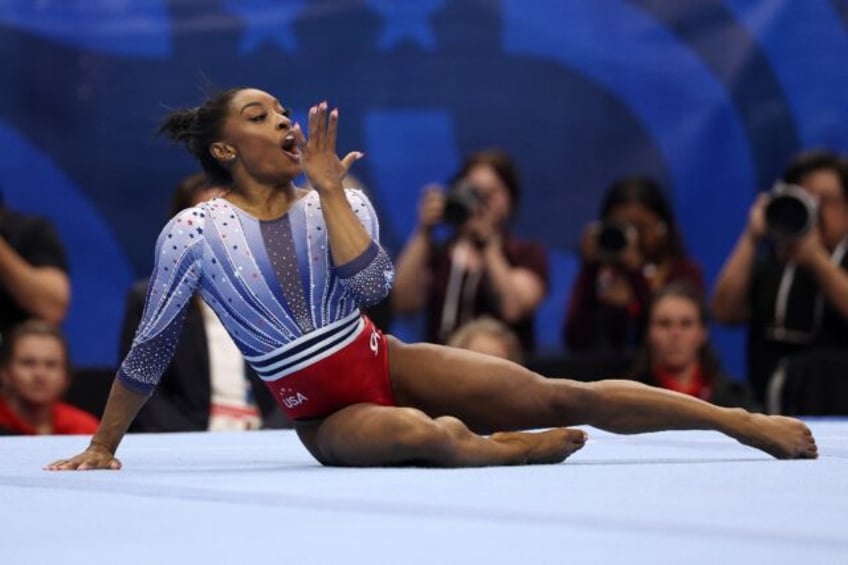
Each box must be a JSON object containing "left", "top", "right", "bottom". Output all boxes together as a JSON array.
[{"left": 1, "top": 0, "right": 845, "bottom": 380}]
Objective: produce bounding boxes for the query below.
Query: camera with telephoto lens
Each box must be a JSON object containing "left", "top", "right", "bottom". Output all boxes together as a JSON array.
[
  {"left": 764, "top": 181, "right": 818, "bottom": 242},
  {"left": 442, "top": 181, "right": 484, "bottom": 228},
  {"left": 595, "top": 221, "right": 637, "bottom": 263}
]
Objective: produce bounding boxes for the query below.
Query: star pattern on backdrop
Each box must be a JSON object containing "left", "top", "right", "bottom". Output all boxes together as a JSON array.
[
  {"left": 365, "top": 0, "right": 444, "bottom": 50},
  {"left": 222, "top": 0, "right": 306, "bottom": 54}
]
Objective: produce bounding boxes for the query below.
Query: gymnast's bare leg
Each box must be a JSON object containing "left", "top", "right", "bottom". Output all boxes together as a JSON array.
[
  {"left": 295, "top": 404, "right": 587, "bottom": 467},
  {"left": 385, "top": 339, "right": 817, "bottom": 460}
]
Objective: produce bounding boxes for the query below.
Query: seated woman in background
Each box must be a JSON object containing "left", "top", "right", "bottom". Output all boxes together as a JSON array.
[
  {"left": 631, "top": 282, "right": 753, "bottom": 408},
  {"left": 0, "top": 320, "right": 99, "bottom": 435},
  {"left": 563, "top": 176, "right": 704, "bottom": 353},
  {"left": 392, "top": 150, "right": 548, "bottom": 354},
  {"left": 446, "top": 317, "right": 524, "bottom": 365}
]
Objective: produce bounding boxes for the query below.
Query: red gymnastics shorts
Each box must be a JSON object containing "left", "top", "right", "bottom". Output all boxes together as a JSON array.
[{"left": 259, "top": 315, "right": 395, "bottom": 421}]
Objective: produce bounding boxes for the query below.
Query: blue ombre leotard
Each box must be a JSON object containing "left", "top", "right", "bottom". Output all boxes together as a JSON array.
[{"left": 118, "top": 189, "right": 395, "bottom": 418}]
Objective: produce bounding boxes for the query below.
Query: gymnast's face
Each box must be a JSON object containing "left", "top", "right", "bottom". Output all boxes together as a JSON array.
[
  {"left": 217, "top": 89, "right": 302, "bottom": 184},
  {"left": 1, "top": 334, "right": 69, "bottom": 408}
]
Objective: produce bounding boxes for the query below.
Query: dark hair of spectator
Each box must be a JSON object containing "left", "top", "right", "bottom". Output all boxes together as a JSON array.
[{"left": 782, "top": 149, "right": 848, "bottom": 199}]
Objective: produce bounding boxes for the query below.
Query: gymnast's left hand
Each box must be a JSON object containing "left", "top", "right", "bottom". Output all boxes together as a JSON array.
[
  {"left": 44, "top": 443, "right": 122, "bottom": 471},
  {"left": 295, "top": 101, "right": 363, "bottom": 194}
]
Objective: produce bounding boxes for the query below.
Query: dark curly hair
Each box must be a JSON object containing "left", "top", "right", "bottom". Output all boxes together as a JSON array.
[
  {"left": 782, "top": 149, "right": 848, "bottom": 199},
  {"left": 157, "top": 87, "right": 245, "bottom": 186}
]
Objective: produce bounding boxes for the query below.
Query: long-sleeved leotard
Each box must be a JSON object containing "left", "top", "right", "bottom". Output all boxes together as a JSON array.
[{"left": 118, "top": 189, "right": 394, "bottom": 411}]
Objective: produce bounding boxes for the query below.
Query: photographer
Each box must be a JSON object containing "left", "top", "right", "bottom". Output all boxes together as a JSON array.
[
  {"left": 712, "top": 150, "right": 848, "bottom": 405},
  {"left": 563, "top": 176, "right": 704, "bottom": 353},
  {"left": 392, "top": 150, "right": 548, "bottom": 352}
]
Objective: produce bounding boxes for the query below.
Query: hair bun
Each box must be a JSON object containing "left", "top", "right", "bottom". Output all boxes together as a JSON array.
[{"left": 158, "top": 108, "right": 198, "bottom": 144}]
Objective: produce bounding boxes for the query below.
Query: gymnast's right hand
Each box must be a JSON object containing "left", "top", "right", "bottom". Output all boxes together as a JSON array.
[{"left": 44, "top": 443, "right": 122, "bottom": 471}]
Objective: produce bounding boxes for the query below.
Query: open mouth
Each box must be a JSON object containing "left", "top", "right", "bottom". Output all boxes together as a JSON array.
[{"left": 281, "top": 134, "right": 301, "bottom": 160}]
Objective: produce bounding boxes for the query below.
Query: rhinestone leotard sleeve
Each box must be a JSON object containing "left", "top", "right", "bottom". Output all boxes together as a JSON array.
[{"left": 117, "top": 208, "right": 204, "bottom": 395}]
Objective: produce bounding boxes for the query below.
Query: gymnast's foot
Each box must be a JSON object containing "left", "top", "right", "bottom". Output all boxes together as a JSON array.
[
  {"left": 490, "top": 428, "right": 587, "bottom": 465},
  {"left": 735, "top": 413, "right": 818, "bottom": 459}
]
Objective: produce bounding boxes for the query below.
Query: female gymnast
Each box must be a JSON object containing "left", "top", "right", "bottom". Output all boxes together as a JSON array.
[{"left": 47, "top": 88, "right": 816, "bottom": 470}]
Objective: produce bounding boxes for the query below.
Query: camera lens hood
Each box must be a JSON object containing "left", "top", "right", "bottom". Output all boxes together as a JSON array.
[
  {"left": 764, "top": 182, "right": 818, "bottom": 242},
  {"left": 442, "top": 182, "right": 482, "bottom": 228},
  {"left": 596, "top": 221, "right": 636, "bottom": 262}
]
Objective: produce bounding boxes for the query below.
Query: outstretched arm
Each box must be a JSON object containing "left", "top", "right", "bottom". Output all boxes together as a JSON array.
[
  {"left": 45, "top": 379, "right": 147, "bottom": 470},
  {"left": 46, "top": 211, "right": 202, "bottom": 469}
]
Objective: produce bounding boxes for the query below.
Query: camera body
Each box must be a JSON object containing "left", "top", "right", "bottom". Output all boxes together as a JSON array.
[
  {"left": 442, "top": 181, "right": 483, "bottom": 228},
  {"left": 764, "top": 181, "right": 818, "bottom": 242},
  {"left": 595, "top": 221, "right": 637, "bottom": 263}
]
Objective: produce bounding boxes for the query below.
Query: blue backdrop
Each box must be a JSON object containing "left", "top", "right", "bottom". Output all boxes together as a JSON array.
[{"left": 1, "top": 0, "right": 847, "bottom": 378}]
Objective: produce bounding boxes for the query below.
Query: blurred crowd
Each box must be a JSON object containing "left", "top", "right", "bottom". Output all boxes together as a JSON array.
[{"left": 2, "top": 146, "right": 847, "bottom": 435}]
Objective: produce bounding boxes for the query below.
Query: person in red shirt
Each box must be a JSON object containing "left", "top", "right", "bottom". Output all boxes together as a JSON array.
[
  {"left": 631, "top": 282, "right": 753, "bottom": 408},
  {"left": 0, "top": 320, "right": 99, "bottom": 435}
]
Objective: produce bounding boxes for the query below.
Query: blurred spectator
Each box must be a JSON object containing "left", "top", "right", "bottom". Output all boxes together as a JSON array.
[
  {"left": 712, "top": 150, "right": 848, "bottom": 404},
  {"left": 563, "top": 176, "right": 704, "bottom": 353},
  {"left": 393, "top": 150, "right": 548, "bottom": 352},
  {"left": 0, "top": 188, "right": 71, "bottom": 347},
  {"left": 120, "top": 172, "right": 290, "bottom": 432},
  {"left": 0, "top": 320, "right": 98, "bottom": 435},
  {"left": 631, "top": 282, "right": 754, "bottom": 409},
  {"left": 447, "top": 316, "right": 524, "bottom": 364}
]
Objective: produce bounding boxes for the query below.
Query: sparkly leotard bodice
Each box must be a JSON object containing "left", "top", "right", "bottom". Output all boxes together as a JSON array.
[{"left": 118, "top": 189, "right": 394, "bottom": 395}]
